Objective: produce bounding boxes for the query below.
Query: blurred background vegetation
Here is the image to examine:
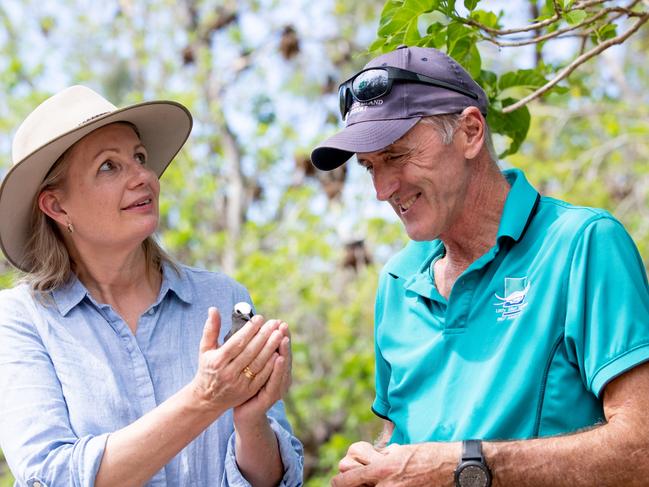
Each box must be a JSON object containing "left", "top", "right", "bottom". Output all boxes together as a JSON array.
[{"left": 0, "top": 0, "right": 647, "bottom": 485}]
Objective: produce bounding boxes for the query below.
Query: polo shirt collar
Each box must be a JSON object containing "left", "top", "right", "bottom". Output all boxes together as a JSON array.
[
  {"left": 52, "top": 261, "right": 192, "bottom": 317},
  {"left": 496, "top": 168, "right": 539, "bottom": 243}
]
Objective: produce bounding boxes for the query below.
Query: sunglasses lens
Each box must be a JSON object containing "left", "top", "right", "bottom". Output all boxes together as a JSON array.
[
  {"left": 338, "top": 85, "right": 347, "bottom": 117},
  {"left": 352, "top": 69, "right": 389, "bottom": 101}
]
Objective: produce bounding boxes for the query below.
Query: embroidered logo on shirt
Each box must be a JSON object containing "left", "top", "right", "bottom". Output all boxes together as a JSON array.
[{"left": 494, "top": 277, "right": 530, "bottom": 321}]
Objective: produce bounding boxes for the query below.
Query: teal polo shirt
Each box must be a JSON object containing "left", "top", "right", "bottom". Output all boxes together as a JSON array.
[{"left": 373, "top": 168, "right": 649, "bottom": 444}]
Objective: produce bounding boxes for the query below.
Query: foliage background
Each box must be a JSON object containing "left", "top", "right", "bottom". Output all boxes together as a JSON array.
[{"left": 0, "top": 0, "right": 647, "bottom": 485}]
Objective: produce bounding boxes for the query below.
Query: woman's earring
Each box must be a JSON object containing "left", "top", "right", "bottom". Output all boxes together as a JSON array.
[{"left": 67, "top": 222, "right": 74, "bottom": 234}]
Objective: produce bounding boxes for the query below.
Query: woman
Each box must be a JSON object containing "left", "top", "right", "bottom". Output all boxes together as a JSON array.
[{"left": 0, "top": 86, "right": 303, "bottom": 486}]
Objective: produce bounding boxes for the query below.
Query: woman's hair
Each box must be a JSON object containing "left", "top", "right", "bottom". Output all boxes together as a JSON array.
[
  {"left": 419, "top": 112, "right": 498, "bottom": 163},
  {"left": 22, "top": 122, "right": 177, "bottom": 294}
]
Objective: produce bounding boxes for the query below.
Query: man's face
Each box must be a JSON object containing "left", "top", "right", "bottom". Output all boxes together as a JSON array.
[{"left": 357, "top": 121, "right": 471, "bottom": 241}]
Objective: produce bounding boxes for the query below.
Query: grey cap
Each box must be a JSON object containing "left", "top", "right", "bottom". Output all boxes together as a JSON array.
[{"left": 311, "top": 46, "right": 488, "bottom": 171}]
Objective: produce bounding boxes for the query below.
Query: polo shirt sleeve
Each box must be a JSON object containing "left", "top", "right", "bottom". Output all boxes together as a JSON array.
[
  {"left": 564, "top": 216, "right": 649, "bottom": 398},
  {"left": 372, "top": 272, "right": 392, "bottom": 419},
  {"left": 0, "top": 290, "right": 108, "bottom": 487}
]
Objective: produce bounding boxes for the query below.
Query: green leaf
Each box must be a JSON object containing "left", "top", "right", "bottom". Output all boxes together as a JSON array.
[
  {"left": 368, "top": 37, "right": 388, "bottom": 53},
  {"left": 446, "top": 21, "right": 470, "bottom": 52},
  {"left": 592, "top": 23, "right": 617, "bottom": 43},
  {"left": 464, "top": 0, "right": 479, "bottom": 11},
  {"left": 379, "top": 0, "right": 405, "bottom": 23},
  {"left": 446, "top": 22, "right": 481, "bottom": 77},
  {"left": 377, "top": 0, "right": 438, "bottom": 38},
  {"left": 478, "top": 69, "right": 497, "bottom": 89},
  {"left": 422, "top": 22, "right": 447, "bottom": 48},
  {"left": 470, "top": 10, "right": 500, "bottom": 30},
  {"left": 404, "top": 16, "right": 422, "bottom": 44},
  {"left": 487, "top": 98, "right": 531, "bottom": 158},
  {"left": 477, "top": 69, "right": 498, "bottom": 99},
  {"left": 378, "top": 0, "right": 406, "bottom": 35},
  {"left": 565, "top": 9, "right": 587, "bottom": 25},
  {"left": 498, "top": 69, "right": 548, "bottom": 92},
  {"left": 444, "top": 0, "right": 457, "bottom": 16}
]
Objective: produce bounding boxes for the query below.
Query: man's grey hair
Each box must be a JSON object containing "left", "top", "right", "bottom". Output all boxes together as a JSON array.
[{"left": 418, "top": 113, "right": 498, "bottom": 163}]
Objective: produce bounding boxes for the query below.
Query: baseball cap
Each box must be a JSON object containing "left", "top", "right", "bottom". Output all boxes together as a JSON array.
[{"left": 311, "top": 45, "right": 488, "bottom": 171}]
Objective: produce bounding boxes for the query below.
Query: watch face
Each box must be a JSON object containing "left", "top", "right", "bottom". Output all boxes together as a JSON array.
[{"left": 458, "top": 464, "right": 489, "bottom": 487}]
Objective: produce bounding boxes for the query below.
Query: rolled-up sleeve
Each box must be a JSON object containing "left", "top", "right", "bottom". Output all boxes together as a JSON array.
[
  {"left": 0, "top": 292, "right": 107, "bottom": 486},
  {"left": 223, "top": 401, "right": 304, "bottom": 487}
]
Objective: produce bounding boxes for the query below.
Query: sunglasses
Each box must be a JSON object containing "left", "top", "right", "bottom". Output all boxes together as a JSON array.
[{"left": 338, "top": 66, "right": 479, "bottom": 120}]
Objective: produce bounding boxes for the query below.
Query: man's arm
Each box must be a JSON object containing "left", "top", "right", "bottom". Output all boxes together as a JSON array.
[
  {"left": 374, "top": 420, "right": 395, "bottom": 449},
  {"left": 486, "top": 360, "right": 649, "bottom": 486},
  {"left": 333, "top": 361, "right": 649, "bottom": 487}
]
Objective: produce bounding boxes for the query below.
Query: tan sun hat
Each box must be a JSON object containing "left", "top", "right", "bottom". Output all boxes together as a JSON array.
[{"left": 0, "top": 85, "right": 193, "bottom": 271}]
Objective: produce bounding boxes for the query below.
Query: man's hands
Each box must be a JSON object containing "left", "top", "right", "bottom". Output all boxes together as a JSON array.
[
  {"left": 333, "top": 441, "right": 459, "bottom": 487},
  {"left": 190, "top": 307, "right": 290, "bottom": 414}
]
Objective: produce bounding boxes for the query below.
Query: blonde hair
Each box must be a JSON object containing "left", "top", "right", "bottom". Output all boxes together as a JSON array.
[
  {"left": 22, "top": 123, "right": 177, "bottom": 294},
  {"left": 419, "top": 112, "right": 497, "bottom": 163}
]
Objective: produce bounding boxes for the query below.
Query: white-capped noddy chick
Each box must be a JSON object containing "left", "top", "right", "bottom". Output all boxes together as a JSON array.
[{"left": 223, "top": 301, "right": 254, "bottom": 342}]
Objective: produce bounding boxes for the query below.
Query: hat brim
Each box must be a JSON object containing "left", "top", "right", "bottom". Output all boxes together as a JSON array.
[
  {"left": 0, "top": 100, "right": 192, "bottom": 272},
  {"left": 311, "top": 117, "right": 421, "bottom": 171}
]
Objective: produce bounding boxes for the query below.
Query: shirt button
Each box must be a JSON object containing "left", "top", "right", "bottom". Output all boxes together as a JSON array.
[{"left": 32, "top": 482, "right": 42, "bottom": 487}]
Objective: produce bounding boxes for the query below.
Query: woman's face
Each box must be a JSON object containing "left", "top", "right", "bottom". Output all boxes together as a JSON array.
[{"left": 52, "top": 123, "right": 160, "bottom": 254}]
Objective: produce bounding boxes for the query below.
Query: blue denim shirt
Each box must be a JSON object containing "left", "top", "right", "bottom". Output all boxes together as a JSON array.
[{"left": 0, "top": 263, "right": 303, "bottom": 487}]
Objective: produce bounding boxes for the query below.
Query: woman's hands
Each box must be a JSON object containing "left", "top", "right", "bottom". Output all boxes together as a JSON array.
[
  {"left": 233, "top": 321, "right": 292, "bottom": 423},
  {"left": 191, "top": 307, "right": 287, "bottom": 414},
  {"left": 191, "top": 306, "right": 292, "bottom": 486},
  {"left": 231, "top": 318, "right": 292, "bottom": 487}
]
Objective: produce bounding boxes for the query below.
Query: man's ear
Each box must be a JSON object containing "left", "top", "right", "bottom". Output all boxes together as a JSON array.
[
  {"left": 38, "top": 190, "right": 68, "bottom": 227},
  {"left": 459, "top": 106, "right": 485, "bottom": 160}
]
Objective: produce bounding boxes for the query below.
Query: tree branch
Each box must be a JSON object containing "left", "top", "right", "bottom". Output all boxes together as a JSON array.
[
  {"left": 463, "top": 0, "right": 609, "bottom": 35},
  {"left": 480, "top": 4, "right": 631, "bottom": 47},
  {"left": 502, "top": 13, "right": 649, "bottom": 113}
]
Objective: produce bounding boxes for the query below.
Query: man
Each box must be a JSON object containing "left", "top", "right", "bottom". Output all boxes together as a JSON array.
[{"left": 311, "top": 45, "right": 649, "bottom": 486}]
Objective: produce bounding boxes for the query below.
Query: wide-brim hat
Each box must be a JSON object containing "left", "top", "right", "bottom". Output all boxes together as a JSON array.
[
  {"left": 311, "top": 46, "right": 488, "bottom": 171},
  {"left": 0, "top": 85, "right": 193, "bottom": 271}
]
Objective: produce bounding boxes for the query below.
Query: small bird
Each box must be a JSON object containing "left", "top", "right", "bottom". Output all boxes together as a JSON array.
[{"left": 224, "top": 302, "right": 254, "bottom": 342}]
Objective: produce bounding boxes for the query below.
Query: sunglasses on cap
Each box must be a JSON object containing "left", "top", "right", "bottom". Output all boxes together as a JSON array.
[{"left": 338, "top": 66, "right": 479, "bottom": 120}]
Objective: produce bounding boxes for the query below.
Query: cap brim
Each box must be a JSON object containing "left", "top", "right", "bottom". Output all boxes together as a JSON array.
[
  {"left": 311, "top": 117, "right": 421, "bottom": 171},
  {"left": 0, "top": 101, "right": 192, "bottom": 272}
]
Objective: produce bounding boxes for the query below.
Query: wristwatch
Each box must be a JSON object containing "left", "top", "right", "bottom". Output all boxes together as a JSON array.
[{"left": 454, "top": 440, "right": 492, "bottom": 487}]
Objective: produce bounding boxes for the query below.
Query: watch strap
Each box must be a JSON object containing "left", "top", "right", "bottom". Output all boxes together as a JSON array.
[{"left": 462, "top": 439, "right": 484, "bottom": 462}]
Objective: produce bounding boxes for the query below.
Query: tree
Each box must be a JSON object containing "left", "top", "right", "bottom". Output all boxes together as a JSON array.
[{"left": 370, "top": 0, "right": 648, "bottom": 156}]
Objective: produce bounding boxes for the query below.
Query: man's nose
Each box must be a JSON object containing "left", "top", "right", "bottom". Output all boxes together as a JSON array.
[{"left": 373, "top": 167, "right": 399, "bottom": 202}]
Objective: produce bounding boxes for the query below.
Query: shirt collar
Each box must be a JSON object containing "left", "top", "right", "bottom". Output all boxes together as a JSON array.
[
  {"left": 51, "top": 277, "right": 89, "bottom": 316},
  {"left": 496, "top": 168, "right": 540, "bottom": 243},
  {"left": 52, "top": 261, "right": 192, "bottom": 317},
  {"left": 158, "top": 262, "right": 193, "bottom": 306}
]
